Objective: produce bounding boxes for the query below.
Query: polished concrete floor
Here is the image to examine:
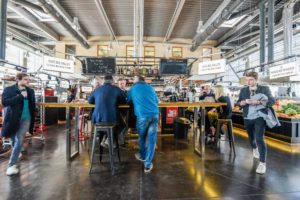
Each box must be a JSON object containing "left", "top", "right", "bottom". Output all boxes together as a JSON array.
[{"left": 1, "top": 125, "right": 300, "bottom": 200}]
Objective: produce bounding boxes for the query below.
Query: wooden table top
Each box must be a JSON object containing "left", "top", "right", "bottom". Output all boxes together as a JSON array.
[{"left": 38, "top": 102, "right": 226, "bottom": 108}]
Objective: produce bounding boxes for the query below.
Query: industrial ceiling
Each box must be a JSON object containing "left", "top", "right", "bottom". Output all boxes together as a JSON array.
[{"left": 5, "top": 0, "right": 299, "bottom": 54}]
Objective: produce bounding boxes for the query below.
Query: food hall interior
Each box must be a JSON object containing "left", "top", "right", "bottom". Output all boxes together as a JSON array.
[{"left": 1, "top": 0, "right": 300, "bottom": 199}]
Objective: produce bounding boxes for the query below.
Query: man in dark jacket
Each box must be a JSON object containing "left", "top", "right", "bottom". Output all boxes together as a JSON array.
[
  {"left": 237, "top": 71, "right": 275, "bottom": 175},
  {"left": 2, "top": 73, "right": 36, "bottom": 176},
  {"left": 88, "top": 75, "right": 126, "bottom": 146}
]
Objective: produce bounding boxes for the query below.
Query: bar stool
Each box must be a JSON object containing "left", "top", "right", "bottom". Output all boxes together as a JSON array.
[
  {"left": 89, "top": 123, "right": 120, "bottom": 175},
  {"left": 215, "top": 119, "right": 236, "bottom": 156}
]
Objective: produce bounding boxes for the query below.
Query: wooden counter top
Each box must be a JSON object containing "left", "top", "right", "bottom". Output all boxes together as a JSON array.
[{"left": 38, "top": 102, "right": 226, "bottom": 108}]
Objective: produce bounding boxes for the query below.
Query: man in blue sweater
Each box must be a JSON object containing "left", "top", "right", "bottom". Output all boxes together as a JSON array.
[{"left": 127, "top": 75, "right": 159, "bottom": 173}]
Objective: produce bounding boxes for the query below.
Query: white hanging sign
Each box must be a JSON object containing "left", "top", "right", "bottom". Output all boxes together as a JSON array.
[
  {"left": 269, "top": 61, "right": 298, "bottom": 79},
  {"left": 198, "top": 59, "right": 226, "bottom": 75},
  {"left": 43, "top": 56, "right": 74, "bottom": 73}
]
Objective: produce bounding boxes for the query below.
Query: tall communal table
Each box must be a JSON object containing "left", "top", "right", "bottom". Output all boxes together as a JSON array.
[{"left": 38, "top": 102, "right": 226, "bottom": 161}]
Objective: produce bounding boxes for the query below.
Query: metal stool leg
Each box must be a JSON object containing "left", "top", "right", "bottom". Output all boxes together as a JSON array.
[
  {"left": 99, "top": 133, "right": 104, "bottom": 163},
  {"left": 107, "top": 128, "right": 115, "bottom": 175},
  {"left": 88, "top": 124, "right": 94, "bottom": 153},
  {"left": 215, "top": 120, "right": 222, "bottom": 146},
  {"left": 228, "top": 121, "right": 236, "bottom": 156},
  {"left": 89, "top": 128, "right": 98, "bottom": 174}
]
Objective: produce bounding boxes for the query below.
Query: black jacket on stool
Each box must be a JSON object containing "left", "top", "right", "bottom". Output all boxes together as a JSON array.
[{"left": 1, "top": 84, "right": 36, "bottom": 138}]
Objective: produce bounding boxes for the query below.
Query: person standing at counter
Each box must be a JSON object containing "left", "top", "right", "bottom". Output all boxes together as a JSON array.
[
  {"left": 2, "top": 73, "right": 36, "bottom": 176},
  {"left": 88, "top": 75, "right": 126, "bottom": 146},
  {"left": 66, "top": 88, "right": 75, "bottom": 103},
  {"left": 118, "top": 78, "right": 128, "bottom": 145},
  {"left": 127, "top": 75, "right": 159, "bottom": 173},
  {"left": 237, "top": 71, "right": 275, "bottom": 174},
  {"left": 118, "top": 78, "right": 127, "bottom": 96}
]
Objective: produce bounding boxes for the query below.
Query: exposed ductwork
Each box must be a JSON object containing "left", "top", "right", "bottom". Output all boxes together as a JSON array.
[
  {"left": 8, "top": 2, "right": 59, "bottom": 41},
  {"left": 190, "top": 0, "right": 246, "bottom": 52},
  {"left": 36, "top": 0, "right": 89, "bottom": 49},
  {"left": 47, "top": 0, "right": 88, "bottom": 41}
]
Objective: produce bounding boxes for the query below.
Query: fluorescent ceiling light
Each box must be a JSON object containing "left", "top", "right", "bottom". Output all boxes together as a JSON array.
[{"left": 221, "top": 15, "right": 246, "bottom": 28}]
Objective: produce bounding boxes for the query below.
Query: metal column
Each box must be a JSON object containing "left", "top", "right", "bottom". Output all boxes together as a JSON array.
[
  {"left": 259, "top": 2, "right": 266, "bottom": 65},
  {"left": 0, "top": 0, "right": 8, "bottom": 60},
  {"left": 268, "top": 0, "right": 275, "bottom": 63},
  {"left": 283, "top": 2, "right": 295, "bottom": 58}
]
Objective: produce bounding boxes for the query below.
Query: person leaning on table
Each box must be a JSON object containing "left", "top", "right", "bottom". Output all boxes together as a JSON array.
[
  {"left": 127, "top": 75, "right": 159, "bottom": 173},
  {"left": 88, "top": 75, "right": 126, "bottom": 147},
  {"left": 237, "top": 71, "right": 275, "bottom": 175}
]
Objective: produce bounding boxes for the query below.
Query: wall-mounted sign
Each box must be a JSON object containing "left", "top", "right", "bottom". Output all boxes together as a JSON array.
[
  {"left": 60, "top": 80, "right": 70, "bottom": 89},
  {"left": 269, "top": 61, "right": 298, "bottom": 80},
  {"left": 198, "top": 59, "right": 226, "bottom": 75},
  {"left": 81, "top": 86, "right": 93, "bottom": 93},
  {"left": 43, "top": 56, "right": 74, "bottom": 73}
]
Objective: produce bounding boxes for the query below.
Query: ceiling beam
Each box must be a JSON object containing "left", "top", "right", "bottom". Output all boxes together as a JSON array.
[
  {"left": 94, "top": 0, "right": 117, "bottom": 42},
  {"left": 226, "top": 11, "right": 300, "bottom": 61},
  {"left": 164, "top": 0, "right": 185, "bottom": 42},
  {"left": 11, "top": 0, "right": 45, "bottom": 14},
  {"left": 217, "top": 10, "right": 260, "bottom": 46},
  {"left": 8, "top": 2, "right": 59, "bottom": 41},
  {"left": 48, "top": 0, "right": 88, "bottom": 41},
  {"left": 200, "top": 0, "right": 232, "bottom": 34},
  {"left": 36, "top": 0, "right": 89, "bottom": 48},
  {"left": 190, "top": 0, "right": 245, "bottom": 51},
  {"left": 7, "top": 13, "right": 23, "bottom": 19},
  {"left": 7, "top": 21, "right": 52, "bottom": 39},
  {"left": 218, "top": 0, "right": 284, "bottom": 46},
  {"left": 6, "top": 26, "right": 54, "bottom": 54}
]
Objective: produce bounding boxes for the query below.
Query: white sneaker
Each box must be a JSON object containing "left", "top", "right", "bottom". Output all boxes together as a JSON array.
[
  {"left": 253, "top": 148, "right": 260, "bottom": 159},
  {"left": 256, "top": 162, "right": 266, "bottom": 174},
  {"left": 6, "top": 165, "right": 19, "bottom": 176},
  {"left": 144, "top": 163, "right": 153, "bottom": 173}
]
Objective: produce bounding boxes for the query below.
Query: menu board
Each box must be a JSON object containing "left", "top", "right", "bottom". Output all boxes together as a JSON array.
[
  {"left": 83, "top": 57, "right": 116, "bottom": 75},
  {"left": 160, "top": 59, "right": 188, "bottom": 75}
]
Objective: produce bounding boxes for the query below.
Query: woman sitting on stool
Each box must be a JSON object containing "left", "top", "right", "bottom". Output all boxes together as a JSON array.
[{"left": 207, "top": 85, "right": 232, "bottom": 142}]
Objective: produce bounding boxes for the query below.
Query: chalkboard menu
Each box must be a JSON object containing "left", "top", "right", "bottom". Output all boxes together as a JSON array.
[
  {"left": 83, "top": 57, "right": 116, "bottom": 75},
  {"left": 160, "top": 59, "right": 188, "bottom": 75}
]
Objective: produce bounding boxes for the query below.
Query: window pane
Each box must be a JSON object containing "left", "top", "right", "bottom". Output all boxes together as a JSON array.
[
  {"left": 65, "top": 45, "right": 76, "bottom": 60},
  {"left": 97, "top": 45, "right": 108, "bottom": 57},
  {"left": 172, "top": 47, "right": 182, "bottom": 58}
]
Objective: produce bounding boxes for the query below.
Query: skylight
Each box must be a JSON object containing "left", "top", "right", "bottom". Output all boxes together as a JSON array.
[{"left": 220, "top": 15, "right": 246, "bottom": 28}]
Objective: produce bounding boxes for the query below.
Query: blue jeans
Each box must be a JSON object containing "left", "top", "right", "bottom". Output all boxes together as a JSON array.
[
  {"left": 244, "top": 117, "right": 267, "bottom": 162},
  {"left": 136, "top": 115, "right": 159, "bottom": 168},
  {"left": 8, "top": 119, "right": 31, "bottom": 167}
]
